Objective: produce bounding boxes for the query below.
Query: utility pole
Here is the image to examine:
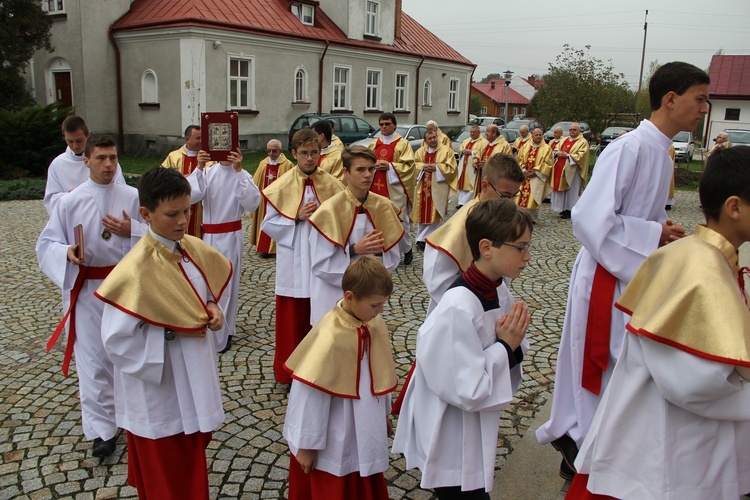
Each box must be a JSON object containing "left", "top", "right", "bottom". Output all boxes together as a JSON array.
[{"left": 635, "top": 10, "right": 649, "bottom": 115}]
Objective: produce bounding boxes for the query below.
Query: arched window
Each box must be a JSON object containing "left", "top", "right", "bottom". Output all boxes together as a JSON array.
[
  {"left": 141, "top": 70, "right": 158, "bottom": 103},
  {"left": 294, "top": 66, "right": 308, "bottom": 102},
  {"left": 422, "top": 79, "right": 432, "bottom": 106}
]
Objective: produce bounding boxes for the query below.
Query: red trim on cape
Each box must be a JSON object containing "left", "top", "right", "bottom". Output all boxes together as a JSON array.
[
  {"left": 93, "top": 291, "right": 208, "bottom": 332},
  {"left": 424, "top": 239, "right": 465, "bottom": 272}
]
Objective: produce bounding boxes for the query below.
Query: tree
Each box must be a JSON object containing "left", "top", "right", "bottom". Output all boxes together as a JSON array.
[
  {"left": 529, "top": 45, "right": 633, "bottom": 135},
  {"left": 470, "top": 95, "right": 483, "bottom": 115},
  {"left": 635, "top": 59, "right": 660, "bottom": 122},
  {"left": 480, "top": 73, "right": 503, "bottom": 84},
  {"left": 0, "top": 0, "right": 53, "bottom": 111}
]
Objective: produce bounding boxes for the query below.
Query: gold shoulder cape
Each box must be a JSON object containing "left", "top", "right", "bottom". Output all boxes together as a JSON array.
[
  {"left": 616, "top": 225, "right": 750, "bottom": 367},
  {"left": 425, "top": 199, "right": 477, "bottom": 272},
  {"left": 262, "top": 166, "right": 344, "bottom": 220},
  {"left": 284, "top": 305, "right": 398, "bottom": 398},
  {"left": 308, "top": 189, "right": 404, "bottom": 252},
  {"left": 250, "top": 154, "right": 294, "bottom": 248},
  {"left": 95, "top": 232, "right": 232, "bottom": 331}
]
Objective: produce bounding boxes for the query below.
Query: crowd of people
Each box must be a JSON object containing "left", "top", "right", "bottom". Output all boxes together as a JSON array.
[{"left": 34, "top": 60, "right": 750, "bottom": 500}]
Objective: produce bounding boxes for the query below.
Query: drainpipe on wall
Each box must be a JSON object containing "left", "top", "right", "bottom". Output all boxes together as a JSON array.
[
  {"left": 467, "top": 66, "right": 476, "bottom": 121},
  {"left": 108, "top": 27, "right": 125, "bottom": 153},
  {"left": 703, "top": 100, "right": 713, "bottom": 152},
  {"left": 414, "top": 56, "right": 425, "bottom": 124},
  {"left": 318, "top": 41, "right": 330, "bottom": 115}
]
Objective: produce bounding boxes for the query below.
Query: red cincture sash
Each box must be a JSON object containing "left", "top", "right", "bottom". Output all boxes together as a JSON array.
[
  {"left": 47, "top": 265, "right": 115, "bottom": 376},
  {"left": 582, "top": 264, "right": 617, "bottom": 395},
  {"left": 202, "top": 220, "right": 242, "bottom": 234}
]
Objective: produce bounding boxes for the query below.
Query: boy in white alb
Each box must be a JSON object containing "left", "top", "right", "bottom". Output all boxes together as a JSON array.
[
  {"left": 44, "top": 115, "right": 126, "bottom": 215},
  {"left": 36, "top": 134, "right": 144, "bottom": 458},
  {"left": 307, "top": 146, "right": 403, "bottom": 325},
  {"left": 97, "top": 167, "right": 232, "bottom": 499},
  {"left": 392, "top": 200, "right": 531, "bottom": 498},
  {"left": 188, "top": 147, "right": 260, "bottom": 352},
  {"left": 284, "top": 257, "right": 397, "bottom": 500}
]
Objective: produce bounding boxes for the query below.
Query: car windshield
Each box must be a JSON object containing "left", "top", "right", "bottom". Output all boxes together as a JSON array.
[
  {"left": 727, "top": 131, "right": 750, "bottom": 144},
  {"left": 602, "top": 127, "right": 625, "bottom": 136},
  {"left": 505, "top": 121, "right": 527, "bottom": 130},
  {"left": 454, "top": 130, "right": 472, "bottom": 142},
  {"left": 672, "top": 132, "right": 691, "bottom": 142},
  {"left": 370, "top": 126, "right": 409, "bottom": 139}
]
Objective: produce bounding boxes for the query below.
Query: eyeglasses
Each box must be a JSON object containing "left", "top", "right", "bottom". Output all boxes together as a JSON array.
[
  {"left": 379, "top": 122, "right": 393, "bottom": 127},
  {"left": 486, "top": 180, "right": 520, "bottom": 200},
  {"left": 500, "top": 242, "right": 533, "bottom": 253},
  {"left": 296, "top": 150, "right": 320, "bottom": 158}
]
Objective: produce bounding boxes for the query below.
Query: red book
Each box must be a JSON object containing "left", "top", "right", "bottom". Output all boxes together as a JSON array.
[{"left": 200, "top": 112, "right": 239, "bottom": 161}]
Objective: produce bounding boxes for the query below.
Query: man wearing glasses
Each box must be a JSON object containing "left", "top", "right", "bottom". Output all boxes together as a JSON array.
[
  {"left": 368, "top": 113, "right": 416, "bottom": 264},
  {"left": 473, "top": 124, "right": 512, "bottom": 199},
  {"left": 250, "top": 139, "right": 294, "bottom": 258},
  {"left": 549, "top": 123, "right": 590, "bottom": 219},
  {"left": 391, "top": 153, "right": 525, "bottom": 415}
]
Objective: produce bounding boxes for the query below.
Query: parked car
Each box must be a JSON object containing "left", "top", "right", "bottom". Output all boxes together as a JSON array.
[
  {"left": 723, "top": 129, "right": 750, "bottom": 148},
  {"left": 470, "top": 116, "right": 506, "bottom": 127},
  {"left": 507, "top": 118, "right": 545, "bottom": 134},
  {"left": 598, "top": 126, "right": 634, "bottom": 152},
  {"left": 672, "top": 131, "right": 695, "bottom": 161},
  {"left": 451, "top": 126, "right": 520, "bottom": 159},
  {"left": 288, "top": 113, "right": 376, "bottom": 149},
  {"left": 349, "top": 124, "right": 427, "bottom": 152},
  {"left": 543, "top": 121, "right": 591, "bottom": 142}
]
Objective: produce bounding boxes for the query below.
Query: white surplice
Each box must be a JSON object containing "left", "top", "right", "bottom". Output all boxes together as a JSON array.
[
  {"left": 284, "top": 346, "right": 391, "bottom": 477},
  {"left": 536, "top": 119, "right": 673, "bottom": 448},
  {"left": 392, "top": 286, "right": 526, "bottom": 492},
  {"left": 43, "top": 146, "right": 126, "bottom": 215},
  {"left": 576, "top": 334, "right": 750, "bottom": 499},
  {"left": 101, "top": 234, "right": 224, "bottom": 439},
  {"left": 308, "top": 213, "right": 400, "bottom": 325},
  {"left": 36, "top": 178, "right": 144, "bottom": 441},
  {"left": 260, "top": 186, "right": 316, "bottom": 298},
  {"left": 187, "top": 165, "right": 260, "bottom": 349}
]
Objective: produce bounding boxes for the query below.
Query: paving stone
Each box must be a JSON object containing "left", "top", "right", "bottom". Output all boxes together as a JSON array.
[{"left": 0, "top": 194, "right": 706, "bottom": 499}]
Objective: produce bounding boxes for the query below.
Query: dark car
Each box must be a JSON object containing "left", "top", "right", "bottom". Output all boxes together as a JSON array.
[
  {"left": 451, "top": 126, "right": 520, "bottom": 158},
  {"left": 598, "top": 126, "right": 634, "bottom": 152},
  {"left": 543, "top": 121, "right": 592, "bottom": 142},
  {"left": 349, "top": 124, "right": 427, "bottom": 152},
  {"left": 506, "top": 118, "right": 545, "bottom": 134},
  {"left": 288, "top": 113, "right": 376, "bottom": 149}
]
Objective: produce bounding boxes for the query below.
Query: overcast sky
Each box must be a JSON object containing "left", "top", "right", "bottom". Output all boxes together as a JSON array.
[{"left": 404, "top": 0, "right": 750, "bottom": 89}]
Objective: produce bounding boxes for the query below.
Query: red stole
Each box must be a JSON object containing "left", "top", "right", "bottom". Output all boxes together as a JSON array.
[
  {"left": 517, "top": 146, "right": 539, "bottom": 208},
  {"left": 417, "top": 151, "right": 436, "bottom": 223},
  {"left": 257, "top": 164, "right": 281, "bottom": 253},
  {"left": 182, "top": 154, "right": 201, "bottom": 237},
  {"left": 371, "top": 138, "right": 401, "bottom": 198},
  {"left": 553, "top": 138, "right": 575, "bottom": 191},
  {"left": 475, "top": 142, "right": 498, "bottom": 187},
  {"left": 458, "top": 140, "right": 476, "bottom": 186}
]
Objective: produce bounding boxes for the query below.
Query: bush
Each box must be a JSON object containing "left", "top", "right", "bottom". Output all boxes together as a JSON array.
[
  {"left": 0, "top": 104, "right": 71, "bottom": 179},
  {"left": 0, "top": 178, "right": 46, "bottom": 201}
]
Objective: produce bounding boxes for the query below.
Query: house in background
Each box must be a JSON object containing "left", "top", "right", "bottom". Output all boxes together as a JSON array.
[
  {"left": 28, "top": 0, "right": 474, "bottom": 155},
  {"left": 470, "top": 78, "right": 531, "bottom": 121},
  {"left": 705, "top": 54, "right": 750, "bottom": 144}
]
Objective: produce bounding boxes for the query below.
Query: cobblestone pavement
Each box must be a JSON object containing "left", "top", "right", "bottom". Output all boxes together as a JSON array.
[{"left": 0, "top": 191, "right": 705, "bottom": 500}]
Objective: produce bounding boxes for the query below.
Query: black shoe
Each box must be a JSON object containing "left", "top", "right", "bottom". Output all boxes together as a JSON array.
[
  {"left": 542, "top": 198, "right": 551, "bottom": 204},
  {"left": 559, "top": 458, "right": 576, "bottom": 481},
  {"left": 551, "top": 434, "right": 578, "bottom": 476},
  {"left": 560, "top": 210, "right": 571, "bottom": 219},
  {"left": 259, "top": 252, "right": 274, "bottom": 259},
  {"left": 219, "top": 335, "right": 233, "bottom": 354},
  {"left": 665, "top": 204, "right": 672, "bottom": 211},
  {"left": 416, "top": 241, "right": 426, "bottom": 252},
  {"left": 403, "top": 250, "right": 413, "bottom": 265},
  {"left": 456, "top": 204, "right": 463, "bottom": 210},
  {"left": 92, "top": 435, "right": 117, "bottom": 457}
]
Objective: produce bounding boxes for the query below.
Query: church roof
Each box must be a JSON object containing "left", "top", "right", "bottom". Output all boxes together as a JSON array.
[
  {"left": 112, "top": 0, "right": 473, "bottom": 67},
  {"left": 708, "top": 55, "right": 750, "bottom": 99}
]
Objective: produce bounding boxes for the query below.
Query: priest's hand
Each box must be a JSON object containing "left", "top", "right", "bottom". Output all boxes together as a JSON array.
[
  {"left": 206, "top": 301, "right": 224, "bottom": 331},
  {"left": 297, "top": 201, "right": 318, "bottom": 221},
  {"left": 67, "top": 245, "right": 83, "bottom": 265},
  {"left": 423, "top": 162, "right": 437, "bottom": 173},
  {"left": 495, "top": 301, "right": 530, "bottom": 350},
  {"left": 375, "top": 159, "right": 390, "bottom": 171},
  {"left": 524, "top": 170, "right": 536, "bottom": 179},
  {"left": 660, "top": 219, "right": 686, "bottom": 246},
  {"left": 354, "top": 230, "right": 384, "bottom": 255},
  {"left": 475, "top": 159, "right": 485, "bottom": 168},
  {"left": 102, "top": 210, "right": 132, "bottom": 237},
  {"left": 197, "top": 150, "right": 211, "bottom": 170},
  {"left": 296, "top": 449, "right": 318, "bottom": 474}
]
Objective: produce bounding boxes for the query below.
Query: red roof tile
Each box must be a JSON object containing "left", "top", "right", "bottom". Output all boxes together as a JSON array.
[
  {"left": 471, "top": 82, "right": 530, "bottom": 105},
  {"left": 112, "top": 0, "right": 473, "bottom": 67},
  {"left": 709, "top": 55, "right": 750, "bottom": 98}
]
